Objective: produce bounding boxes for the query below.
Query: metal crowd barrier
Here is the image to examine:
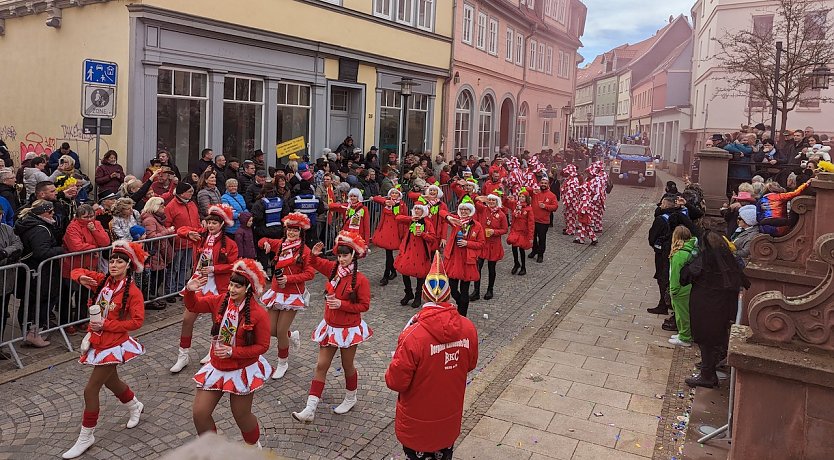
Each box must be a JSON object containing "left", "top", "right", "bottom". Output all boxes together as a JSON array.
[{"left": 0, "top": 263, "right": 31, "bottom": 368}]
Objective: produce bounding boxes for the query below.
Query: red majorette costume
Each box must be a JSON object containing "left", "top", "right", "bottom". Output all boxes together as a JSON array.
[
  {"left": 505, "top": 188, "right": 535, "bottom": 276},
  {"left": 471, "top": 195, "right": 508, "bottom": 301},
  {"left": 393, "top": 204, "right": 438, "bottom": 308},
  {"left": 63, "top": 241, "right": 148, "bottom": 460},
  {"left": 442, "top": 202, "right": 485, "bottom": 318},
  {"left": 372, "top": 186, "right": 409, "bottom": 285},
  {"left": 258, "top": 212, "right": 315, "bottom": 379},
  {"left": 385, "top": 251, "right": 479, "bottom": 458},
  {"left": 560, "top": 164, "right": 581, "bottom": 236},
  {"left": 187, "top": 259, "right": 272, "bottom": 447},
  {"left": 171, "top": 203, "right": 240, "bottom": 374},
  {"left": 328, "top": 187, "right": 371, "bottom": 241},
  {"left": 293, "top": 231, "right": 372, "bottom": 423},
  {"left": 178, "top": 203, "right": 240, "bottom": 299},
  {"left": 407, "top": 183, "right": 448, "bottom": 251}
]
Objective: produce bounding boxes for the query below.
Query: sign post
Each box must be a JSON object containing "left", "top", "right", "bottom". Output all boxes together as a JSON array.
[{"left": 82, "top": 59, "right": 118, "bottom": 199}]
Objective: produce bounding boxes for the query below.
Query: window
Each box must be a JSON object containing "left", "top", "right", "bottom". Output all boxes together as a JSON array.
[
  {"left": 223, "top": 75, "right": 264, "bottom": 160},
  {"left": 277, "top": 82, "right": 311, "bottom": 159},
  {"left": 454, "top": 91, "right": 473, "bottom": 157},
  {"left": 416, "top": 0, "right": 434, "bottom": 31},
  {"left": 805, "top": 11, "right": 826, "bottom": 40},
  {"left": 408, "top": 94, "right": 430, "bottom": 152},
  {"left": 374, "top": 0, "right": 392, "bottom": 19},
  {"left": 541, "top": 118, "right": 552, "bottom": 147},
  {"left": 462, "top": 5, "right": 474, "bottom": 44},
  {"left": 478, "top": 95, "right": 494, "bottom": 158},
  {"left": 529, "top": 39, "right": 537, "bottom": 70},
  {"left": 516, "top": 103, "right": 528, "bottom": 154},
  {"left": 799, "top": 88, "right": 821, "bottom": 108},
  {"left": 156, "top": 68, "right": 208, "bottom": 176},
  {"left": 515, "top": 33, "right": 524, "bottom": 66},
  {"left": 488, "top": 18, "right": 499, "bottom": 55},
  {"left": 476, "top": 12, "right": 487, "bottom": 50},
  {"left": 396, "top": 0, "right": 414, "bottom": 25},
  {"left": 506, "top": 27, "right": 514, "bottom": 61},
  {"left": 556, "top": 0, "right": 567, "bottom": 23},
  {"left": 538, "top": 43, "right": 545, "bottom": 71},
  {"left": 544, "top": 0, "right": 553, "bottom": 17},
  {"left": 379, "top": 89, "right": 401, "bottom": 154},
  {"left": 752, "top": 14, "right": 773, "bottom": 38},
  {"left": 558, "top": 50, "right": 569, "bottom": 77},
  {"left": 546, "top": 46, "right": 553, "bottom": 74}
]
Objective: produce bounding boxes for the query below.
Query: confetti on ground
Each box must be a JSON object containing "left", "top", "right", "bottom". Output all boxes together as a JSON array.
[
  {"left": 593, "top": 412, "right": 604, "bottom": 417},
  {"left": 655, "top": 394, "right": 664, "bottom": 399}
]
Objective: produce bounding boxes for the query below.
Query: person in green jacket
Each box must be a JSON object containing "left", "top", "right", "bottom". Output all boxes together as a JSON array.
[{"left": 668, "top": 226, "right": 697, "bottom": 347}]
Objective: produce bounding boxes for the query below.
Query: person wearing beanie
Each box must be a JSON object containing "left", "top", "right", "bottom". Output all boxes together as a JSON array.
[
  {"left": 170, "top": 204, "right": 240, "bottom": 374},
  {"left": 329, "top": 187, "right": 370, "bottom": 241},
  {"left": 129, "top": 225, "right": 146, "bottom": 241},
  {"left": 471, "top": 194, "right": 508, "bottom": 301},
  {"left": 393, "top": 204, "right": 438, "bottom": 308},
  {"left": 62, "top": 241, "right": 148, "bottom": 459},
  {"left": 234, "top": 211, "right": 256, "bottom": 259},
  {"left": 371, "top": 187, "right": 409, "bottom": 286},
  {"left": 187, "top": 259, "right": 272, "bottom": 448},
  {"left": 441, "top": 202, "right": 485, "bottom": 317},
  {"left": 731, "top": 204, "right": 760, "bottom": 262},
  {"left": 560, "top": 165, "right": 581, "bottom": 237},
  {"left": 386, "top": 251, "right": 479, "bottom": 460},
  {"left": 504, "top": 189, "right": 535, "bottom": 276},
  {"left": 293, "top": 232, "right": 372, "bottom": 423},
  {"left": 257, "top": 212, "right": 316, "bottom": 380}
]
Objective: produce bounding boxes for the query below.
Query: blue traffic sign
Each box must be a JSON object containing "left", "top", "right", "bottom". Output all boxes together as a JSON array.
[{"left": 83, "top": 59, "right": 118, "bottom": 86}]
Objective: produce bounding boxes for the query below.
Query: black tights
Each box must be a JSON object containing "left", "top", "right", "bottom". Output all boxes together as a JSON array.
[
  {"left": 384, "top": 250, "right": 395, "bottom": 278},
  {"left": 473, "top": 259, "right": 496, "bottom": 293},
  {"left": 450, "top": 279, "right": 471, "bottom": 317},
  {"left": 402, "top": 276, "right": 425, "bottom": 298},
  {"left": 511, "top": 247, "right": 527, "bottom": 269}
]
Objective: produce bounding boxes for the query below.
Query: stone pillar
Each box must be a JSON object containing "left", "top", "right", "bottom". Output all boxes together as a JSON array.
[
  {"left": 695, "top": 147, "right": 731, "bottom": 216},
  {"left": 207, "top": 71, "right": 227, "bottom": 156}
]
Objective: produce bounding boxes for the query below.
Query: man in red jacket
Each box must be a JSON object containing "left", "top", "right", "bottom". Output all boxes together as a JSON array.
[
  {"left": 529, "top": 177, "right": 559, "bottom": 263},
  {"left": 386, "top": 251, "right": 479, "bottom": 460},
  {"left": 164, "top": 182, "right": 201, "bottom": 300}
]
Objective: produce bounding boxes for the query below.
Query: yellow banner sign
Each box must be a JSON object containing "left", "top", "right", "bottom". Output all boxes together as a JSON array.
[{"left": 275, "top": 136, "right": 306, "bottom": 158}]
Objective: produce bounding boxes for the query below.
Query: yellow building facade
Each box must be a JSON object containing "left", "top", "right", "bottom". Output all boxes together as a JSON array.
[{"left": 0, "top": 0, "right": 452, "bottom": 175}]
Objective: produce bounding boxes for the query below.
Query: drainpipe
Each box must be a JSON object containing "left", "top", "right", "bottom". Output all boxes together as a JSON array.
[
  {"left": 439, "top": 0, "right": 458, "bottom": 160},
  {"left": 515, "top": 23, "right": 538, "bottom": 154}
]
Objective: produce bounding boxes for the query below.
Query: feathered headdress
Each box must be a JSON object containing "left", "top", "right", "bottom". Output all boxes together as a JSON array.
[
  {"left": 112, "top": 240, "right": 149, "bottom": 273},
  {"left": 334, "top": 230, "right": 368, "bottom": 258},
  {"left": 282, "top": 212, "right": 311, "bottom": 230},
  {"left": 206, "top": 203, "right": 235, "bottom": 227},
  {"left": 232, "top": 259, "right": 268, "bottom": 296}
]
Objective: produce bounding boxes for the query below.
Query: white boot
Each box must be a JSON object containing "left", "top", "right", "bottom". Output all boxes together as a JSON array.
[
  {"left": 170, "top": 347, "right": 190, "bottom": 373},
  {"left": 256, "top": 440, "right": 263, "bottom": 449},
  {"left": 200, "top": 350, "right": 211, "bottom": 364},
  {"left": 126, "top": 397, "right": 143, "bottom": 428},
  {"left": 333, "top": 390, "right": 357, "bottom": 414},
  {"left": 290, "top": 330, "right": 300, "bottom": 351},
  {"left": 292, "top": 395, "right": 320, "bottom": 423},
  {"left": 62, "top": 427, "right": 95, "bottom": 459},
  {"left": 271, "top": 358, "right": 289, "bottom": 380}
]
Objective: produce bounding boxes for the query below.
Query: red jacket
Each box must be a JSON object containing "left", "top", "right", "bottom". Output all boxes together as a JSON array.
[
  {"left": 409, "top": 192, "right": 449, "bottom": 244},
  {"left": 371, "top": 196, "right": 409, "bottom": 251},
  {"left": 450, "top": 182, "right": 478, "bottom": 206},
  {"left": 182, "top": 290, "right": 270, "bottom": 371},
  {"left": 62, "top": 219, "right": 111, "bottom": 278},
  {"left": 329, "top": 202, "right": 371, "bottom": 241},
  {"left": 505, "top": 199, "right": 535, "bottom": 250},
  {"left": 258, "top": 237, "right": 315, "bottom": 295},
  {"left": 481, "top": 179, "right": 503, "bottom": 198},
  {"left": 177, "top": 227, "right": 239, "bottom": 295},
  {"left": 442, "top": 218, "right": 485, "bottom": 281},
  {"left": 394, "top": 215, "right": 437, "bottom": 278},
  {"left": 474, "top": 202, "right": 508, "bottom": 261},
  {"left": 310, "top": 255, "right": 371, "bottom": 328},
  {"left": 386, "top": 302, "right": 478, "bottom": 452},
  {"left": 165, "top": 198, "right": 201, "bottom": 249},
  {"left": 70, "top": 269, "right": 144, "bottom": 350},
  {"left": 531, "top": 189, "right": 559, "bottom": 224}
]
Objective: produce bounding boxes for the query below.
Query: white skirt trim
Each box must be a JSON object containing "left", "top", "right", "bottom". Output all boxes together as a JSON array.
[
  {"left": 192, "top": 355, "right": 273, "bottom": 395},
  {"left": 311, "top": 319, "right": 373, "bottom": 348},
  {"left": 261, "top": 289, "right": 309, "bottom": 311},
  {"left": 79, "top": 337, "right": 145, "bottom": 366}
]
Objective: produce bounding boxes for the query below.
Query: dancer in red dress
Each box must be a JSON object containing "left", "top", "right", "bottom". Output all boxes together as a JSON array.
[
  {"left": 187, "top": 259, "right": 272, "bottom": 448},
  {"left": 408, "top": 184, "right": 448, "bottom": 249},
  {"left": 505, "top": 188, "right": 535, "bottom": 276},
  {"left": 442, "top": 203, "right": 485, "bottom": 317},
  {"left": 258, "top": 212, "right": 316, "bottom": 379},
  {"left": 63, "top": 241, "right": 148, "bottom": 459},
  {"left": 329, "top": 188, "right": 370, "bottom": 241},
  {"left": 471, "top": 194, "right": 508, "bottom": 301},
  {"left": 171, "top": 204, "right": 240, "bottom": 373},
  {"left": 393, "top": 204, "right": 438, "bottom": 308},
  {"left": 293, "top": 231, "right": 372, "bottom": 423},
  {"left": 372, "top": 186, "right": 408, "bottom": 286}
]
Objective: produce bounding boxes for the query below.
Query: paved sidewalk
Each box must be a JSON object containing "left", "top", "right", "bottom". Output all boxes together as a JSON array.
[{"left": 456, "top": 219, "right": 676, "bottom": 460}]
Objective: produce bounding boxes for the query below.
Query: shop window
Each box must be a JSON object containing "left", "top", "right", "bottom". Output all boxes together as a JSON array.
[
  {"left": 379, "top": 89, "right": 402, "bottom": 154},
  {"left": 156, "top": 67, "right": 208, "bottom": 175},
  {"left": 223, "top": 76, "right": 264, "bottom": 160},
  {"left": 277, "top": 82, "right": 312, "bottom": 159}
]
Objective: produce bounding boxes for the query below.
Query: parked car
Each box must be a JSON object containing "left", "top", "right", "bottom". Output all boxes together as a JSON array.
[{"left": 609, "top": 144, "right": 657, "bottom": 187}]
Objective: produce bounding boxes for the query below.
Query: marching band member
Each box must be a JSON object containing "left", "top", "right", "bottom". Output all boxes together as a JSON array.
[
  {"left": 393, "top": 204, "right": 438, "bottom": 308},
  {"left": 63, "top": 241, "right": 148, "bottom": 459},
  {"left": 505, "top": 188, "right": 535, "bottom": 276},
  {"left": 371, "top": 186, "right": 408, "bottom": 286},
  {"left": 471, "top": 194, "right": 508, "bottom": 301},
  {"left": 187, "top": 259, "right": 272, "bottom": 448},
  {"left": 442, "top": 203, "right": 485, "bottom": 317},
  {"left": 329, "top": 188, "right": 370, "bottom": 241},
  {"left": 293, "top": 231, "right": 372, "bottom": 423}
]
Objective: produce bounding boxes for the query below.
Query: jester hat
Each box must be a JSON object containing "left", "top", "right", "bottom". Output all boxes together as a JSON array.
[{"left": 422, "top": 251, "right": 451, "bottom": 303}]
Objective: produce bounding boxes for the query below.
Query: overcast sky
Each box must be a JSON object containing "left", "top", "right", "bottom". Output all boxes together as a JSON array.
[{"left": 578, "top": 0, "right": 694, "bottom": 66}]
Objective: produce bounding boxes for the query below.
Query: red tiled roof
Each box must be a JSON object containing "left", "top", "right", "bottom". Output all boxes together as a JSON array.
[{"left": 577, "top": 19, "right": 675, "bottom": 83}]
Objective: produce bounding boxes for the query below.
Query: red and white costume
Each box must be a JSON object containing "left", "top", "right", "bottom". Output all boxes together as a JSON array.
[
  {"left": 505, "top": 196, "right": 535, "bottom": 250},
  {"left": 393, "top": 208, "right": 438, "bottom": 279},
  {"left": 178, "top": 205, "right": 239, "bottom": 303},
  {"left": 560, "top": 164, "right": 581, "bottom": 236},
  {"left": 442, "top": 213, "right": 486, "bottom": 282},
  {"left": 258, "top": 236, "right": 315, "bottom": 311},
  {"left": 586, "top": 161, "right": 608, "bottom": 232},
  {"left": 328, "top": 188, "right": 371, "bottom": 241},
  {"left": 474, "top": 198, "right": 508, "bottom": 262},
  {"left": 371, "top": 189, "right": 409, "bottom": 251},
  {"left": 187, "top": 260, "right": 272, "bottom": 395},
  {"left": 408, "top": 185, "right": 448, "bottom": 251}
]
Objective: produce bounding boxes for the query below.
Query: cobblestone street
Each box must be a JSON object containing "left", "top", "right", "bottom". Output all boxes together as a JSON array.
[{"left": 0, "top": 182, "right": 658, "bottom": 460}]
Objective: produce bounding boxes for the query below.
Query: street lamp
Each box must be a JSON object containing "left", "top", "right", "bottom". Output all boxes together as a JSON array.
[
  {"left": 770, "top": 41, "right": 783, "bottom": 138},
  {"left": 562, "top": 104, "right": 574, "bottom": 152},
  {"left": 394, "top": 77, "right": 419, "bottom": 171},
  {"left": 586, "top": 111, "right": 593, "bottom": 139},
  {"left": 810, "top": 64, "right": 832, "bottom": 90}
]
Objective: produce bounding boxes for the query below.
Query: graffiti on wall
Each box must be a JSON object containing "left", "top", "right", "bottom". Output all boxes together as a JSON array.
[
  {"left": 0, "top": 122, "right": 109, "bottom": 166},
  {"left": 0, "top": 125, "right": 16, "bottom": 142}
]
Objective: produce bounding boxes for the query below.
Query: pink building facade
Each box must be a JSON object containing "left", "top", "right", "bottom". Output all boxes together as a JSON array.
[{"left": 443, "top": 0, "right": 586, "bottom": 160}]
